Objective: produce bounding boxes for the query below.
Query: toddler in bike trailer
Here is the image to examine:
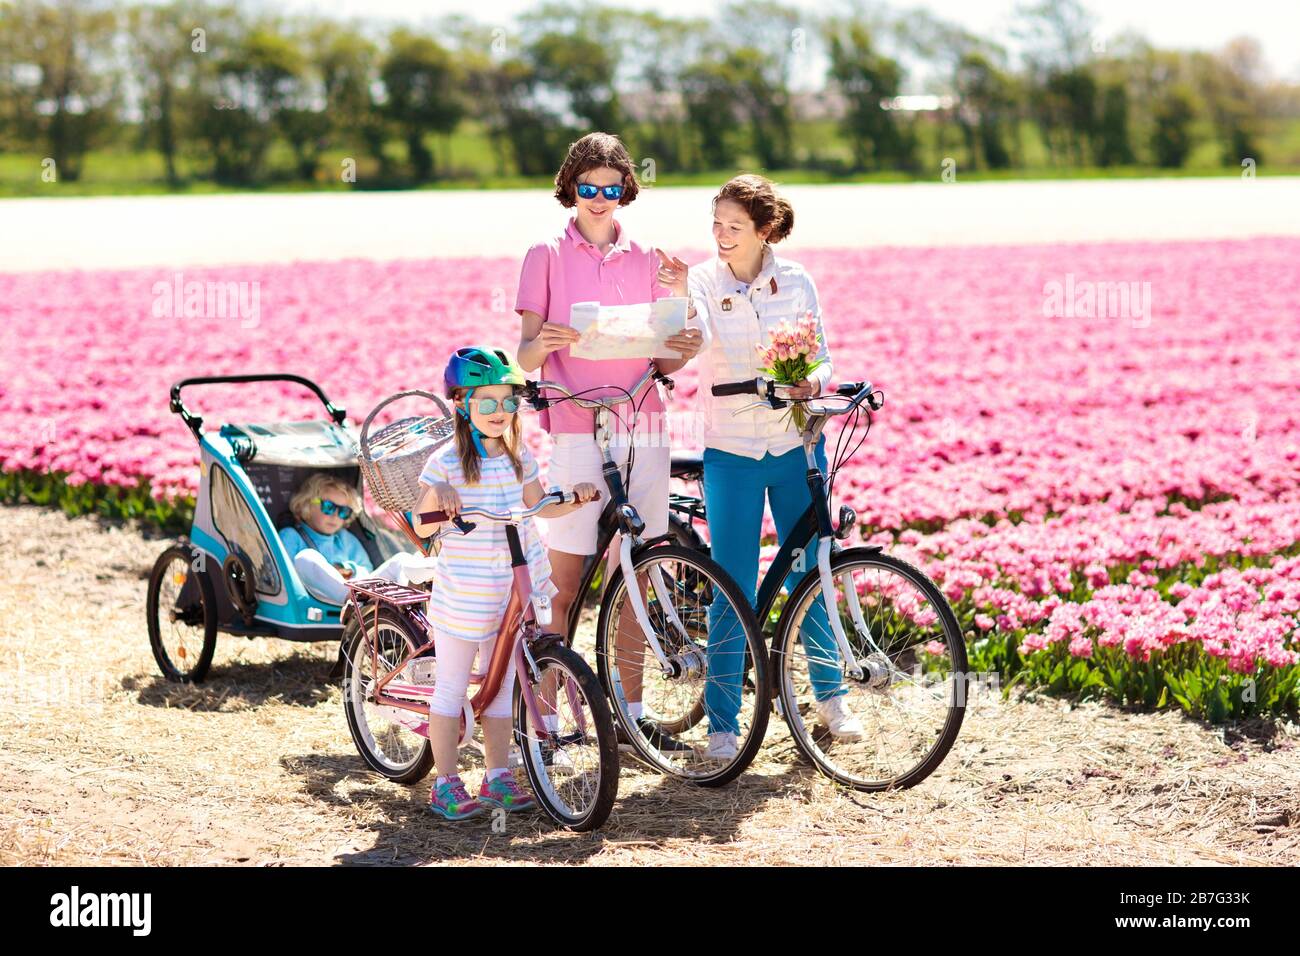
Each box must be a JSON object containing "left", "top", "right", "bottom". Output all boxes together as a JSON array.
[
  {"left": 411, "top": 346, "right": 601, "bottom": 821},
  {"left": 279, "top": 472, "right": 428, "bottom": 605}
]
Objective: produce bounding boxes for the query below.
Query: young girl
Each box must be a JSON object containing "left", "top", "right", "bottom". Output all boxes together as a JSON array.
[
  {"left": 412, "top": 346, "right": 600, "bottom": 820},
  {"left": 279, "top": 472, "right": 422, "bottom": 605},
  {"left": 659, "top": 174, "right": 863, "bottom": 759},
  {"left": 515, "top": 131, "right": 706, "bottom": 748}
]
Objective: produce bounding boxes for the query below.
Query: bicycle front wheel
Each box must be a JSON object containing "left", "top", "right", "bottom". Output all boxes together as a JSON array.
[
  {"left": 596, "top": 544, "right": 769, "bottom": 787},
  {"left": 773, "top": 548, "right": 967, "bottom": 791},
  {"left": 514, "top": 642, "right": 619, "bottom": 831}
]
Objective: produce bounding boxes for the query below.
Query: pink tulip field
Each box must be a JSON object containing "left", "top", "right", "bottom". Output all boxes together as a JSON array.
[{"left": 3, "top": 236, "right": 1298, "bottom": 721}]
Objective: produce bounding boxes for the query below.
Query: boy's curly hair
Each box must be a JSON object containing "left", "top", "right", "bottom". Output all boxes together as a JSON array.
[{"left": 553, "top": 132, "right": 641, "bottom": 208}]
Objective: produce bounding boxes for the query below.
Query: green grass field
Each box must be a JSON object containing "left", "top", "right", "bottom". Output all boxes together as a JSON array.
[{"left": 2, "top": 116, "right": 1297, "bottom": 197}]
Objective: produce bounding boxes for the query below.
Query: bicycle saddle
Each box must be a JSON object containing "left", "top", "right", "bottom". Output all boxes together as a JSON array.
[{"left": 670, "top": 453, "right": 703, "bottom": 480}]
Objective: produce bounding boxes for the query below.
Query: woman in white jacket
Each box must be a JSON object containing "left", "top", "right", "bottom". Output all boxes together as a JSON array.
[{"left": 665, "top": 175, "right": 862, "bottom": 759}]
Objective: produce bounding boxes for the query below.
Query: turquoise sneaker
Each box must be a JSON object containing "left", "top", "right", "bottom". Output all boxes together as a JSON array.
[
  {"left": 477, "top": 773, "right": 537, "bottom": 813},
  {"left": 428, "top": 776, "right": 485, "bottom": 820}
]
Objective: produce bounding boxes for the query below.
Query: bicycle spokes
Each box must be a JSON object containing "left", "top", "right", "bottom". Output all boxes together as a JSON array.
[
  {"left": 516, "top": 648, "right": 608, "bottom": 824},
  {"left": 598, "top": 548, "right": 768, "bottom": 783},
  {"left": 350, "top": 623, "right": 425, "bottom": 771},
  {"left": 777, "top": 553, "right": 966, "bottom": 790}
]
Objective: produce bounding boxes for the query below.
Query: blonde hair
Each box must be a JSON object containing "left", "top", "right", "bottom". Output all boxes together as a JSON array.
[
  {"left": 448, "top": 387, "right": 524, "bottom": 485},
  {"left": 289, "top": 472, "right": 363, "bottom": 525}
]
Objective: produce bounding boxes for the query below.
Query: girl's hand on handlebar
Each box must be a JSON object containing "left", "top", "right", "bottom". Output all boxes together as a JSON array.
[
  {"left": 572, "top": 482, "right": 601, "bottom": 504},
  {"left": 428, "top": 481, "right": 461, "bottom": 519}
]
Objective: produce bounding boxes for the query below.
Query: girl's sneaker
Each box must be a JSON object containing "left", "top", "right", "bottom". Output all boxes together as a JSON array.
[
  {"left": 428, "top": 776, "right": 485, "bottom": 820},
  {"left": 478, "top": 773, "right": 537, "bottom": 813}
]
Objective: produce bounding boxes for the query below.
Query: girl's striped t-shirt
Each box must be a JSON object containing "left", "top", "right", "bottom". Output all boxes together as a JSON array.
[{"left": 417, "top": 442, "right": 557, "bottom": 642}]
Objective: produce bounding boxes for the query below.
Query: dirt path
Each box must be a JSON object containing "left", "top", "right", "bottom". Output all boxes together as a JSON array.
[{"left": 1, "top": 503, "right": 1297, "bottom": 866}]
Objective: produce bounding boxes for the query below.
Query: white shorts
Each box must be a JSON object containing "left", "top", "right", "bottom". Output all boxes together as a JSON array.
[{"left": 542, "top": 433, "right": 670, "bottom": 555}]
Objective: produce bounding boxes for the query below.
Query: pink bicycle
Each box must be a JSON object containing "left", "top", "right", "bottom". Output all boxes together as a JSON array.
[{"left": 339, "top": 492, "right": 619, "bottom": 831}]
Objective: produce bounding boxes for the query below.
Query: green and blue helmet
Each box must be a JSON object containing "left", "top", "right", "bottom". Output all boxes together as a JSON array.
[{"left": 444, "top": 346, "right": 526, "bottom": 393}]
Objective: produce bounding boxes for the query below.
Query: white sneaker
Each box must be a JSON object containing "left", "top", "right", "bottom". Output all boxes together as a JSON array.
[
  {"left": 705, "top": 732, "right": 739, "bottom": 760},
  {"left": 815, "top": 696, "right": 864, "bottom": 741}
]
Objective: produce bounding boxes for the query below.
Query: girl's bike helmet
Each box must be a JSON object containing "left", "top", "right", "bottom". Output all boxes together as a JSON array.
[
  {"left": 444, "top": 346, "right": 526, "bottom": 392},
  {"left": 443, "top": 346, "right": 527, "bottom": 457}
]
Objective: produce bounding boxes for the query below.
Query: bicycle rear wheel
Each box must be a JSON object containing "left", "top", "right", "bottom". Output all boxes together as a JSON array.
[
  {"left": 773, "top": 548, "right": 966, "bottom": 791},
  {"left": 146, "top": 544, "right": 217, "bottom": 683},
  {"left": 514, "top": 642, "right": 619, "bottom": 831},
  {"left": 342, "top": 605, "right": 435, "bottom": 784},
  {"left": 596, "top": 544, "right": 768, "bottom": 787}
]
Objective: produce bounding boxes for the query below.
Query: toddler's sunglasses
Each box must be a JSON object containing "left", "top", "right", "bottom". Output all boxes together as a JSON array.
[
  {"left": 312, "top": 498, "right": 355, "bottom": 520},
  {"left": 576, "top": 182, "right": 624, "bottom": 201},
  {"left": 471, "top": 396, "right": 521, "bottom": 415}
]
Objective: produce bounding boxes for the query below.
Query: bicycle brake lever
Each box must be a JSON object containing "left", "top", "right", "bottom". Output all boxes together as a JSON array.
[{"left": 731, "top": 399, "right": 787, "bottom": 416}]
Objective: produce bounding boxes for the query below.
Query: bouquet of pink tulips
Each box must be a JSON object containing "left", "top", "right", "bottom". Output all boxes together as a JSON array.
[{"left": 755, "top": 311, "right": 823, "bottom": 432}]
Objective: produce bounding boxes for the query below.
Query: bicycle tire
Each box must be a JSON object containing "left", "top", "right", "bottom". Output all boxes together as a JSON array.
[
  {"left": 514, "top": 642, "right": 619, "bottom": 831},
  {"left": 595, "top": 544, "right": 769, "bottom": 787},
  {"left": 773, "top": 548, "right": 967, "bottom": 791}
]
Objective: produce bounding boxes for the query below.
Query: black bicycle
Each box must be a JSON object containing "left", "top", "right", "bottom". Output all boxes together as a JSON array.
[
  {"left": 522, "top": 365, "right": 770, "bottom": 786},
  {"left": 662, "top": 378, "right": 968, "bottom": 791}
]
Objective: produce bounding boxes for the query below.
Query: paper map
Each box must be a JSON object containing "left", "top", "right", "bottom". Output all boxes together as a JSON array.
[{"left": 569, "top": 297, "right": 689, "bottom": 360}]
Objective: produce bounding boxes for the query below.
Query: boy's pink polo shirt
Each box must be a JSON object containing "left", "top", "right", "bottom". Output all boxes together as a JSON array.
[{"left": 515, "top": 216, "right": 668, "bottom": 436}]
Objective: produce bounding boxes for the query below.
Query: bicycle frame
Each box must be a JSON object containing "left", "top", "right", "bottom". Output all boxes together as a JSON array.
[
  {"left": 561, "top": 499, "right": 700, "bottom": 641},
  {"left": 342, "top": 522, "right": 579, "bottom": 742},
  {"left": 748, "top": 483, "right": 879, "bottom": 683},
  {"left": 685, "top": 384, "right": 889, "bottom": 681},
  {"left": 528, "top": 369, "right": 692, "bottom": 678}
]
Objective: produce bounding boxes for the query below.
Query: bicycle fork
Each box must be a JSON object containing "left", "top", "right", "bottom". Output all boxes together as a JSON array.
[
  {"left": 595, "top": 416, "right": 689, "bottom": 678},
  {"left": 801, "top": 439, "right": 892, "bottom": 689}
]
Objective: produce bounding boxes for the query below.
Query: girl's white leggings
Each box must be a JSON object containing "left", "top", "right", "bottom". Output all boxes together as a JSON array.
[{"left": 428, "top": 633, "right": 515, "bottom": 719}]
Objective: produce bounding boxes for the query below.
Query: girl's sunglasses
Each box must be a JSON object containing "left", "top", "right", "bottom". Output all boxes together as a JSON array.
[
  {"left": 576, "top": 182, "right": 624, "bottom": 201},
  {"left": 312, "top": 498, "right": 354, "bottom": 520},
  {"left": 472, "top": 396, "right": 521, "bottom": 415}
]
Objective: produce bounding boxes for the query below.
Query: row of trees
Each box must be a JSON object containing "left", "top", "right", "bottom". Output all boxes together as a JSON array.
[{"left": 0, "top": 0, "right": 1293, "bottom": 186}]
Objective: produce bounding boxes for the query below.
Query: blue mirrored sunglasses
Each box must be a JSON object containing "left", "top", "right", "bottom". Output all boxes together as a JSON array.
[
  {"left": 474, "top": 396, "right": 521, "bottom": 415},
  {"left": 312, "top": 498, "right": 354, "bottom": 520},
  {"left": 576, "top": 182, "right": 624, "bottom": 201}
]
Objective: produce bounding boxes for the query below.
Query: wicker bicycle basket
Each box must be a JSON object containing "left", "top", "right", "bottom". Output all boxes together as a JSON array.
[{"left": 358, "top": 390, "right": 455, "bottom": 513}]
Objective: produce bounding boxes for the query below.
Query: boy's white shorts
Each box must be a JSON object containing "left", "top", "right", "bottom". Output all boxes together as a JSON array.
[{"left": 541, "top": 433, "right": 670, "bottom": 556}]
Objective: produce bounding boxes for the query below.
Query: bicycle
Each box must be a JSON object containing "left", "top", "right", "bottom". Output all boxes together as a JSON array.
[
  {"left": 668, "top": 377, "right": 968, "bottom": 791},
  {"left": 521, "top": 364, "right": 770, "bottom": 786},
  {"left": 339, "top": 491, "right": 619, "bottom": 831}
]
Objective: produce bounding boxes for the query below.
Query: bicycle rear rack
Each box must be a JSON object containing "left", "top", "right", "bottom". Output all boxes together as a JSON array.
[{"left": 346, "top": 577, "right": 430, "bottom": 606}]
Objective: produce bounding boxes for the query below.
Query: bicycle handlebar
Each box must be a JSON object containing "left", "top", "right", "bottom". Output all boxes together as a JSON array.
[
  {"left": 711, "top": 378, "right": 883, "bottom": 414},
  {"left": 522, "top": 363, "right": 672, "bottom": 411},
  {"left": 418, "top": 489, "right": 598, "bottom": 528},
  {"left": 709, "top": 379, "right": 759, "bottom": 397}
]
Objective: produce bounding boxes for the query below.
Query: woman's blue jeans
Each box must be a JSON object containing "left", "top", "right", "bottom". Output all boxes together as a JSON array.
[{"left": 702, "top": 440, "right": 845, "bottom": 736}]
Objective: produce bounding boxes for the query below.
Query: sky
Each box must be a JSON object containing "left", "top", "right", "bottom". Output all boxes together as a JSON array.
[{"left": 273, "top": 0, "right": 1300, "bottom": 82}]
